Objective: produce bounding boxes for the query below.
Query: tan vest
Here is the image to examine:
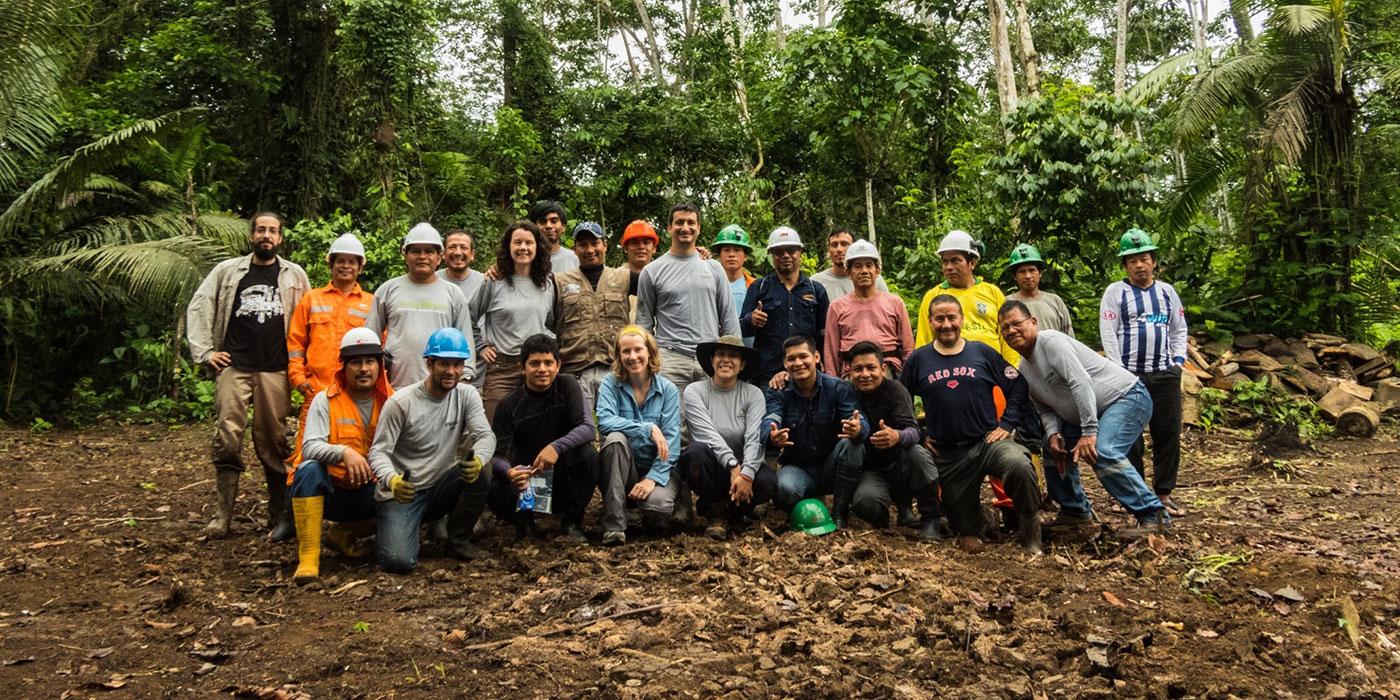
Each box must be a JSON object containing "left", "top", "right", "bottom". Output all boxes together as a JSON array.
[{"left": 554, "top": 266, "right": 632, "bottom": 373}]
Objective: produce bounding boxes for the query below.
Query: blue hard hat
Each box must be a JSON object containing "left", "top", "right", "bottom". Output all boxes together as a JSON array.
[{"left": 422, "top": 328, "right": 472, "bottom": 359}]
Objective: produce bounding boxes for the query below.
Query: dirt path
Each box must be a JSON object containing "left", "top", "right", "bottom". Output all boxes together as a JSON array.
[{"left": 2, "top": 423, "right": 1399, "bottom": 698}]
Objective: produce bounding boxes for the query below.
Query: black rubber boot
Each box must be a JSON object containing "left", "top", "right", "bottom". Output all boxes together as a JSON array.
[
  {"left": 831, "top": 464, "right": 860, "bottom": 531},
  {"left": 915, "top": 489, "right": 944, "bottom": 542},
  {"left": 264, "top": 468, "right": 294, "bottom": 543},
  {"left": 446, "top": 476, "right": 490, "bottom": 561}
]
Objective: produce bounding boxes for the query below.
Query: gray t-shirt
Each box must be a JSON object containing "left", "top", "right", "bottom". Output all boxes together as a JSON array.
[
  {"left": 1017, "top": 330, "right": 1139, "bottom": 437},
  {"left": 368, "top": 382, "right": 495, "bottom": 498},
  {"left": 681, "top": 378, "right": 766, "bottom": 478},
  {"left": 551, "top": 247, "right": 580, "bottom": 274},
  {"left": 1009, "top": 290, "right": 1075, "bottom": 337},
  {"left": 438, "top": 269, "right": 486, "bottom": 311},
  {"left": 471, "top": 275, "right": 556, "bottom": 357},
  {"left": 365, "top": 276, "right": 474, "bottom": 389},
  {"left": 811, "top": 267, "right": 889, "bottom": 298},
  {"left": 635, "top": 252, "right": 739, "bottom": 357}
]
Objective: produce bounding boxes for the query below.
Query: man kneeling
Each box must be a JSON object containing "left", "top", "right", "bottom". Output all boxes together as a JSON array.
[
  {"left": 289, "top": 328, "right": 392, "bottom": 584},
  {"left": 369, "top": 328, "right": 495, "bottom": 572},
  {"left": 839, "top": 342, "right": 941, "bottom": 540},
  {"left": 487, "top": 334, "right": 600, "bottom": 543}
]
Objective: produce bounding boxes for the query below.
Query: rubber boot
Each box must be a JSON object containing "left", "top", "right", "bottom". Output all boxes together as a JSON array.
[
  {"left": 831, "top": 464, "right": 860, "bottom": 531},
  {"left": 445, "top": 478, "right": 489, "bottom": 561},
  {"left": 204, "top": 469, "right": 239, "bottom": 538},
  {"left": 265, "top": 468, "right": 295, "bottom": 542},
  {"left": 915, "top": 489, "right": 944, "bottom": 542},
  {"left": 1018, "top": 511, "right": 1043, "bottom": 555},
  {"left": 670, "top": 479, "right": 694, "bottom": 530},
  {"left": 292, "top": 496, "right": 324, "bottom": 585},
  {"left": 895, "top": 499, "right": 919, "bottom": 528}
]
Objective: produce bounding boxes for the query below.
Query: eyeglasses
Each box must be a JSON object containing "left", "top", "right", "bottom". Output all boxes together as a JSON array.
[
  {"left": 999, "top": 317, "right": 1031, "bottom": 333},
  {"left": 771, "top": 248, "right": 802, "bottom": 257}
]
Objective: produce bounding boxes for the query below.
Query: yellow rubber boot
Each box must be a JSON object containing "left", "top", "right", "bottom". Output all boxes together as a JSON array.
[{"left": 292, "top": 496, "right": 324, "bottom": 585}]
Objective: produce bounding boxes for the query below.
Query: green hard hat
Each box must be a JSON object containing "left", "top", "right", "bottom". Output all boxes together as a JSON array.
[
  {"left": 1007, "top": 243, "right": 1046, "bottom": 271},
  {"left": 790, "top": 498, "right": 837, "bottom": 536},
  {"left": 1117, "top": 228, "right": 1158, "bottom": 257},
  {"left": 713, "top": 224, "right": 753, "bottom": 252}
]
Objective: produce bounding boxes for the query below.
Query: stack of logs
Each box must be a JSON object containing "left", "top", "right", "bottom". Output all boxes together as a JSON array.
[{"left": 1181, "top": 332, "right": 1399, "bottom": 438}]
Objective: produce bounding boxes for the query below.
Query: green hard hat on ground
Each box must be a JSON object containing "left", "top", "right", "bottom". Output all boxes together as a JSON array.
[
  {"left": 1007, "top": 243, "right": 1046, "bottom": 271},
  {"left": 713, "top": 224, "right": 753, "bottom": 252},
  {"left": 1118, "top": 228, "right": 1158, "bottom": 257},
  {"left": 790, "top": 498, "right": 837, "bottom": 536}
]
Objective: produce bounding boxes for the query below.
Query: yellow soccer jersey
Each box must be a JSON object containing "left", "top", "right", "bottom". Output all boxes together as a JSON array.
[{"left": 914, "top": 279, "right": 1020, "bottom": 366}]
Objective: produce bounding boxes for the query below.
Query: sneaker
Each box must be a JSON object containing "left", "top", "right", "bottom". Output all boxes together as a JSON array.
[
  {"left": 602, "top": 530, "right": 626, "bottom": 546},
  {"left": 1051, "top": 511, "right": 1095, "bottom": 527}
]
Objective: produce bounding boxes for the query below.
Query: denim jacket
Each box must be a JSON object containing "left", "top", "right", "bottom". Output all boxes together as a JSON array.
[
  {"left": 595, "top": 372, "right": 682, "bottom": 485},
  {"left": 740, "top": 274, "right": 830, "bottom": 381},
  {"left": 763, "top": 373, "right": 869, "bottom": 468}
]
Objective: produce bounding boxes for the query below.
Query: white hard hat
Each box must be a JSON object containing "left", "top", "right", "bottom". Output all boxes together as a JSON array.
[
  {"left": 402, "top": 222, "right": 443, "bottom": 251},
  {"left": 937, "top": 229, "right": 979, "bottom": 258},
  {"left": 326, "top": 233, "right": 366, "bottom": 263},
  {"left": 338, "top": 327, "right": 384, "bottom": 358},
  {"left": 845, "top": 239, "right": 880, "bottom": 264},
  {"left": 766, "top": 226, "right": 804, "bottom": 251}
]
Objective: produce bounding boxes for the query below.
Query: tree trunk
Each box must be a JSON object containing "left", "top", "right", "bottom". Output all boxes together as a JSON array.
[
  {"left": 987, "top": 0, "right": 1018, "bottom": 116},
  {"left": 774, "top": 0, "right": 786, "bottom": 52},
  {"left": 864, "top": 177, "right": 877, "bottom": 247},
  {"left": 1012, "top": 0, "right": 1040, "bottom": 99},
  {"left": 817, "top": 0, "right": 828, "bottom": 28},
  {"left": 1114, "top": 0, "right": 1129, "bottom": 96},
  {"left": 1229, "top": 0, "right": 1254, "bottom": 45},
  {"left": 632, "top": 0, "right": 665, "bottom": 83}
]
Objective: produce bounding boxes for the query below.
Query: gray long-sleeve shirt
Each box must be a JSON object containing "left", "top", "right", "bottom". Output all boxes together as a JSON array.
[
  {"left": 1017, "top": 330, "right": 1139, "bottom": 437},
  {"left": 365, "top": 276, "right": 475, "bottom": 388},
  {"left": 471, "top": 275, "right": 556, "bottom": 357},
  {"left": 368, "top": 382, "right": 495, "bottom": 499},
  {"left": 681, "top": 378, "right": 766, "bottom": 479},
  {"left": 635, "top": 252, "right": 739, "bottom": 357},
  {"left": 298, "top": 391, "right": 372, "bottom": 466}
]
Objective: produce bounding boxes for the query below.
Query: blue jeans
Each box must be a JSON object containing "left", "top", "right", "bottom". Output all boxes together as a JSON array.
[
  {"left": 289, "top": 461, "right": 377, "bottom": 522},
  {"left": 1044, "top": 382, "right": 1167, "bottom": 523},
  {"left": 775, "top": 438, "right": 864, "bottom": 512},
  {"left": 375, "top": 474, "right": 464, "bottom": 574}
]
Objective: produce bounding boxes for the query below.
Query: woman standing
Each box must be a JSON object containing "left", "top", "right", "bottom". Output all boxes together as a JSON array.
[
  {"left": 595, "top": 326, "right": 681, "bottom": 546},
  {"left": 472, "top": 221, "right": 555, "bottom": 420}
]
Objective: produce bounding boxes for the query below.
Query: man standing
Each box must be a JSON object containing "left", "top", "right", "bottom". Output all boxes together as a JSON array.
[
  {"left": 999, "top": 300, "right": 1169, "bottom": 533},
  {"left": 1100, "top": 228, "right": 1189, "bottom": 516},
  {"left": 900, "top": 295, "right": 1042, "bottom": 553},
  {"left": 438, "top": 229, "right": 487, "bottom": 387},
  {"left": 368, "top": 328, "right": 495, "bottom": 571},
  {"left": 620, "top": 220, "right": 659, "bottom": 275},
  {"left": 288, "top": 327, "right": 392, "bottom": 584},
  {"left": 186, "top": 212, "right": 309, "bottom": 540},
  {"left": 1005, "top": 243, "right": 1074, "bottom": 336},
  {"left": 635, "top": 202, "right": 740, "bottom": 396},
  {"left": 823, "top": 240, "right": 914, "bottom": 377},
  {"left": 554, "top": 221, "right": 634, "bottom": 408},
  {"left": 487, "top": 334, "right": 599, "bottom": 543},
  {"left": 841, "top": 342, "right": 941, "bottom": 540},
  {"left": 713, "top": 224, "right": 757, "bottom": 317},
  {"left": 764, "top": 336, "right": 868, "bottom": 523},
  {"left": 287, "top": 233, "right": 373, "bottom": 451},
  {"left": 914, "top": 230, "right": 1018, "bottom": 365},
  {"left": 810, "top": 227, "right": 890, "bottom": 298},
  {"left": 365, "top": 223, "right": 475, "bottom": 389},
  {"left": 529, "top": 200, "right": 580, "bottom": 274},
  {"left": 740, "top": 227, "right": 829, "bottom": 385}
]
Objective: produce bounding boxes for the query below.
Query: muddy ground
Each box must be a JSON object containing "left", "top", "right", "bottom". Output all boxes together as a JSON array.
[{"left": 2, "top": 421, "right": 1399, "bottom": 699}]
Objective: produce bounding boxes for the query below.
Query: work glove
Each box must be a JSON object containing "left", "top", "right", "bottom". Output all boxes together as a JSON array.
[
  {"left": 389, "top": 474, "right": 416, "bottom": 503},
  {"left": 458, "top": 456, "right": 483, "bottom": 484}
]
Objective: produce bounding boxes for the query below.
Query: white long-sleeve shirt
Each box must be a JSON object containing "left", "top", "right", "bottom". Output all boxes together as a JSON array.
[{"left": 1099, "top": 279, "right": 1188, "bottom": 374}]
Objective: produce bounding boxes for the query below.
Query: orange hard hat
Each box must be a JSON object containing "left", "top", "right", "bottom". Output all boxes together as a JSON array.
[{"left": 621, "top": 220, "right": 659, "bottom": 244}]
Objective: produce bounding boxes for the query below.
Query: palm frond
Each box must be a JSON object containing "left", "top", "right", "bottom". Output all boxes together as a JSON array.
[
  {"left": 1271, "top": 4, "right": 1331, "bottom": 36},
  {"left": 0, "top": 0, "right": 86, "bottom": 187},
  {"left": 0, "top": 108, "right": 208, "bottom": 238},
  {"left": 1164, "top": 143, "right": 1240, "bottom": 230},
  {"left": 1127, "top": 50, "right": 1204, "bottom": 105},
  {"left": 20, "top": 235, "right": 228, "bottom": 309},
  {"left": 1256, "top": 77, "right": 1316, "bottom": 167},
  {"left": 1171, "top": 52, "right": 1280, "bottom": 144}
]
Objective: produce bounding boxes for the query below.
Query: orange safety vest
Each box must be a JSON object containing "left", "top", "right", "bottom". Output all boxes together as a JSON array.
[
  {"left": 288, "top": 363, "right": 393, "bottom": 488},
  {"left": 286, "top": 283, "right": 373, "bottom": 394}
]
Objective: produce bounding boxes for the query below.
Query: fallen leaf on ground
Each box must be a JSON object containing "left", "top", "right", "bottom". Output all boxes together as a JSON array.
[
  {"left": 1101, "top": 591, "right": 1127, "bottom": 608},
  {"left": 1196, "top": 629, "right": 1219, "bottom": 638},
  {"left": 1273, "top": 586, "right": 1306, "bottom": 603}
]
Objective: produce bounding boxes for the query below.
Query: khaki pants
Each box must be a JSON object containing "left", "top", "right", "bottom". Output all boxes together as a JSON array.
[
  {"left": 213, "top": 367, "right": 291, "bottom": 475},
  {"left": 481, "top": 353, "right": 522, "bottom": 422}
]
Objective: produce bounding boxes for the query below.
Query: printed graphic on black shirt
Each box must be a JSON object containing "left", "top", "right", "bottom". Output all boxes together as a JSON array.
[{"left": 223, "top": 264, "right": 289, "bottom": 371}]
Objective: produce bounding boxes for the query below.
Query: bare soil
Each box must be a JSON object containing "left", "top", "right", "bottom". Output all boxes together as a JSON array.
[{"left": 2, "top": 421, "right": 1400, "bottom": 698}]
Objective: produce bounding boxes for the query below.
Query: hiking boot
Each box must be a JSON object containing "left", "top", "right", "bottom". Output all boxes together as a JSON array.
[
  {"left": 204, "top": 470, "right": 239, "bottom": 538},
  {"left": 1118, "top": 513, "right": 1171, "bottom": 541},
  {"left": 957, "top": 536, "right": 985, "bottom": 554},
  {"left": 602, "top": 530, "right": 626, "bottom": 546},
  {"left": 705, "top": 517, "right": 730, "bottom": 541},
  {"left": 446, "top": 538, "right": 484, "bottom": 561},
  {"left": 560, "top": 522, "right": 589, "bottom": 545},
  {"left": 896, "top": 502, "right": 919, "bottom": 528},
  {"left": 669, "top": 480, "right": 694, "bottom": 530},
  {"left": 1051, "top": 511, "right": 1095, "bottom": 528}
]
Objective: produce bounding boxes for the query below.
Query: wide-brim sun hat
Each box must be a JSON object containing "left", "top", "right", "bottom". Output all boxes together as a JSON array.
[{"left": 696, "top": 335, "right": 759, "bottom": 381}]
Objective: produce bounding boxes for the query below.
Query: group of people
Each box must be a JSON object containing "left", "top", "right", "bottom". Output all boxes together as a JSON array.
[{"left": 186, "top": 201, "right": 1188, "bottom": 582}]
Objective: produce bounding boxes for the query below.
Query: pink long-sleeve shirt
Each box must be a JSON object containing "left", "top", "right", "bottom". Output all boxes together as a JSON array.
[{"left": 823, "top": 291, "right": 915, "bottom": 376}]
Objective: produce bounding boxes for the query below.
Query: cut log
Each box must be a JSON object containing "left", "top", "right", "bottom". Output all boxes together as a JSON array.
[
  {"left": 1304, "top": 332, "right": 1347, "bottom": 348},
  {"left": 1236, "top": 349, "right": 1285, "bottom": 372},
  {"left": 1318, "top": 385, "right": 1363, "bottom": 421},
  {"left": 1374, "top": 377, "right": 1400, "bottom": 405},
  {"left": 1234, "top": 333, "right": 1273, "bottom": 350},
  {"left": 1354, "top": 355, "right": 1393, "bottom": 384},
  {"left": 1334, "top": 358, "right": 1355, "bottom": 382},
  {"left": 1341, "top": 343, "right": 1381, "bottom": 363},
  {"left": 1210, "top": 372, "right": 1251, "bottom": 391},
  {"left": 1280, "top": 365, "right": 1332, "bottom": 396},
  {"left": 1184, "top": 360, "right": 1213, "bottom": 380},
  {"left": 1187, "top": 345, "right": 1211, "bottom": 372},
  {"left": 1200, "top": 341, "right": 1231, "bottom": 359},
  {"left": 1213, "top": 362, "right": 1240, "bottom": 378},
  {"left": 1337, "top": 381, "right": 1373, "bottom": 402},
  {"left": 1318, "top": 346, "right": 1350, "bottom": 361},
  {"left": 1286, "top": 339, "right": 1320, "bottom": 369},
  {"left": 1262, "top": 337, "right": 1293, "bottom": 358},
  {"left": 1335, "top": 404, "right": 1380, "bottom": 438}
]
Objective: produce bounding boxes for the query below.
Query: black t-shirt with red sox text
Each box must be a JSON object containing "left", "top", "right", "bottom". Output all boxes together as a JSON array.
[{"left": 898, "top": 340, "right": 1032, "bottom": 448}]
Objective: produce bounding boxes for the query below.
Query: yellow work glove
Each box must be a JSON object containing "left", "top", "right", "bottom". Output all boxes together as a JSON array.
[
  {"left": 458, "top": 456, "right": 483, "bottom": 484},
  {"left": 389, "top": 474, "right": 416, "bottom": 503}
]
